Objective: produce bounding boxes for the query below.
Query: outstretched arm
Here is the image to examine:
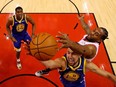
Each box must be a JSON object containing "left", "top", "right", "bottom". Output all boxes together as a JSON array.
[
  {"left": 86, "top": 62, "right": 116, "bottom": 83},
  {"left": 78, "top": 15, "right": 91, "bottom": 34},
  {"left": 41, "top": 58, "right": 65, "bottom": 70},
  {"left": 56, "top": 32, "right": 96, "bottom": 59}
]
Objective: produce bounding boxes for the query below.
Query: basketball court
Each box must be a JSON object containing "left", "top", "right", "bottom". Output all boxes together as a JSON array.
[{"left": 0, "top": 0, "right": 116, "bottom": 87}]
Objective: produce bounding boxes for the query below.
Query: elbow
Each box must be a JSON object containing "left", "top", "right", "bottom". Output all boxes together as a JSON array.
[{"left": 6, "top": 26, "right": 10, "bottom": 30}]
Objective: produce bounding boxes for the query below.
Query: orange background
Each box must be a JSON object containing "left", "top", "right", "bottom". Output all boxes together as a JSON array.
[{"left": 0, "top": 13, "right": 114, "bottom": 87}]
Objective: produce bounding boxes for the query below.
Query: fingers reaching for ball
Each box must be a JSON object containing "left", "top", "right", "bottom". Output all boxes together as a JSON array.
[
  {"left": 56, "top": 31, "right": 73, "bottom": 50},
  {"left": 56, "top": 31, "right": 69, "bottom": 40}
]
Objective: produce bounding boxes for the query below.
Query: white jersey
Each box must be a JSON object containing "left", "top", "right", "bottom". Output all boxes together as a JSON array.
[{"left": 78, "top": 35, "right": 99, "bottom": 61}]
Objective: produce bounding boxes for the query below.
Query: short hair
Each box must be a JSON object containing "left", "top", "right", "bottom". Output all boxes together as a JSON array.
[
  {"left": 100, "top": 27, "right": 108, "bottom": 40},
  {"left": 15, "top": 6, "right": 23, "bottom": 11}
]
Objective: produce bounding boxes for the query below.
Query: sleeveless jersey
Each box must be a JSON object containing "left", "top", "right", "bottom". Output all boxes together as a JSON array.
[
  {"left": 59, "top": 56, "right": 86, "bottom": 87},
  {"left": 12, "top": 14, "right": 28, "bottom": 35},
  {"left": 78, "top": 35, "right": 99, "bottom": 61}
]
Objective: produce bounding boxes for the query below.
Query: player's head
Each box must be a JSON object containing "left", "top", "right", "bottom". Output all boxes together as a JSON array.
[
  {"left": 87, "top": 27, "right": 108, "bottom": 43},
  {"left": 66, "top": 48, "right": 80, "bottom": 66},
  {"left": 15, "top": 6, "right": 23, "bottom": 19}
]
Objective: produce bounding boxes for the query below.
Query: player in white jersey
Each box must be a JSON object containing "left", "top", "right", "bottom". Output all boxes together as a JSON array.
[
  {"left": 56, "top": 15, "right": 108, "bottom": 60},
  {"left": 78, "top": 35, "right": 99, "bottom": 61}
]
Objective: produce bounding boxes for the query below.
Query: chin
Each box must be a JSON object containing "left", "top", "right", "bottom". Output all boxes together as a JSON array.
[{"left": 69, "top": 63, "right": 74, "bottom": 66}]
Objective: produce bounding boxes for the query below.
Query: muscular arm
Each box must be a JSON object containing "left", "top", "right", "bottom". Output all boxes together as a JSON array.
[
  {"left": 6, "top": 17, "right": 13, "bottom": 38},
  {"left": 78, "top": 16, "right": 91, "bottom": 34},
  {"left": 57, "top": 32, "right": 96, "bottom": 59},
  {"left": 26, "top": 15, "right": 36, "bottom": 36},
  {"left": 70, "top": 42, "right": 96, "bottom": 59},
  {"left": 6, "top": 17, "right": 17, "bottom": 42},
  {"left": 41, "top": 58, "right": 65, "bottom": 70},
  {"left": 86, "top": 62, "right": 116, "bottom": 83}
]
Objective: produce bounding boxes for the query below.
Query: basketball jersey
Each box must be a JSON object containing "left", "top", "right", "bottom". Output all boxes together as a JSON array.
[
  {"left": 59, "top": 56, "right": 86, "bottom": 87},
  {"left": 12, "top": 14, "right": 28, "bottom": 35},
  {"left": 78, "top": 35, "right": 99, "bottom": 61}
]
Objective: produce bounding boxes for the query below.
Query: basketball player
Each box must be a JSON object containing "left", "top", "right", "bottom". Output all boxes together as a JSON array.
[
  {"left": 6, "top": 6, "right": 36, "bottom": 70},
  {"left": 56, "top": 15, "right": 108, "bottom": 61},
  {"left": 35, "top": 48, "right": 116, "bottom": 87},
  {"left": 35, "top": 15, "right": 110, "bottom": 86}
]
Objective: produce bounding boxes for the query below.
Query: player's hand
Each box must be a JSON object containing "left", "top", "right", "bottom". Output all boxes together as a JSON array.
[
  {"left": 78, "top": 15, "right": 84, "bottom": 20},
  {"left": 31, "top": 34, "right": 36, "bottom": 39},
  {"left": 23, "top": 43, "right": 33, "bottom": 56},
  {"left": 56, "top": 31, "right": 73, "bottom": 50},
  {"left": 10, "top": 36, "right": 17, "bottom": 42}
]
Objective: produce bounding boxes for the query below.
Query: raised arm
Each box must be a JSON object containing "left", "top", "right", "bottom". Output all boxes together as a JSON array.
[
  {"left": 56, "top": 32, "right": 97, "bottom": 59},
  {"left": 78, "top": 15, "right": 91, "bottom": 34},
  {"left": 86, "top": 62, "right": 116, "bottom": 83}
]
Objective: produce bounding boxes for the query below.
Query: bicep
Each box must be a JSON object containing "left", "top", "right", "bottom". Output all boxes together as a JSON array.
[
  {"left": 83, "top": 45, "right": 96, "bottom": 59},
  {"left": 26, "top": 15, "right": 35, "bottom": 25},
  {"left": 6, "top": 17, "right": 13, "bottom": 28}
]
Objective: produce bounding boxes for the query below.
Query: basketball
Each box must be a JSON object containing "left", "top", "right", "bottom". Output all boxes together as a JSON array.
[{"left": 29, "top": 32, "right": 58, "bottom": 61}]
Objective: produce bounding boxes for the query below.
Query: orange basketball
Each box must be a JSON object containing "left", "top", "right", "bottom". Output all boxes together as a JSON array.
[{"left": 29, "top": 32, "right": 58, "bottom": 61}]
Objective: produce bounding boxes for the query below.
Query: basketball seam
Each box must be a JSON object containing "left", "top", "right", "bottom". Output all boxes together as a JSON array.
[
  {"left": 31, "top": 34, "right": 51, "bottom": 45},
  {"left": 34, "top": 51, "right": 55, "bottom": 56},
  {"left": 30, "top": 33, "right": 58, "bottom": 61},
  {"left": 30, "top": 45, "right": 58, "bottom": 50},
  {"left": 37, "top": 34, "right": 42, "bottom": 59}
]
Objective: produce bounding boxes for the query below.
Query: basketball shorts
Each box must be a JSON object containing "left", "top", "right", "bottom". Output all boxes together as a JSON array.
[{"left": 12, "top": 32, "right": 31, "bottom": 49}]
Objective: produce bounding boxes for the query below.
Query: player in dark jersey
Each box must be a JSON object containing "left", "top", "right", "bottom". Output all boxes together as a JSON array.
[
  {"left": 6, "top": 6, "right": 36, "bottom": 70},
  {"left": 35, "top": 48, "right": 116, "bottom": 87}
]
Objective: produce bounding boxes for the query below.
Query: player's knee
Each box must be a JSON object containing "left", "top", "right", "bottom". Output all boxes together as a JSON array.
[
  {"left": 14, "top": 47, "right": 21, "bottom": 52},
  {"left": 26, "top": 39, "right": 31, "bottom": 44}
]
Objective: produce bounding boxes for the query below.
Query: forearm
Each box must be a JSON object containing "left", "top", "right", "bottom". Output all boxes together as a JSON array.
[
  {"left": 70, "top": 42, "right": 85, "bottom": 55},
  {"left": 41, "top": 60, "right": 61, "bottom": 70},
  {"left": 106, "top": 73, "right": 116, "bottom": 83},
  {"left": 32, "top": 24, "right": 36, "bottom": 35},
  {"left": 79, "top": 17, "right": 90, "bottom": 34},
  {"left": 80, "top": 18, "right": 89, "bottom": 29},
  {"left": 6, "top": 27, "right": 12, "bottom": 38},
  {"left": 89, "top": 63, "right": 116, "bottom": 83}
]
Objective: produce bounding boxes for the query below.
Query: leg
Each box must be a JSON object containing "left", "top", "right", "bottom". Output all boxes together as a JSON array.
[
  {"left": 15, "top": 48, "right": 22, "bottom": 70},
  {"left": 13, "top": 36, "right": 22, "bottom": 70},
  {"left": 23, "top": 33, "right": 31, "bottom": 55},
  {"left": 23, "top": 32, "right": 31, "bottom": 44}
]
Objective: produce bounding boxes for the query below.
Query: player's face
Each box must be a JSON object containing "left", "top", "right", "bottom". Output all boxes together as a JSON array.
[
  {"left": 87, "top": 27, "right": 104, "bottom": 42},
  {"left": 66, "top": 48, "right": 79, "bottom": 66},
  {"left": 15, "top": 9, "right": 23, "bottom": 19}
]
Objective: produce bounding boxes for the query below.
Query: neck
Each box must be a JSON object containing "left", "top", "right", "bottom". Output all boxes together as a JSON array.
[
  {"left": 15, "top": 15, "right": 23, "bottom": 21},
  {"left": 73, "top": 58, "right": 80, "bottom": 67}
]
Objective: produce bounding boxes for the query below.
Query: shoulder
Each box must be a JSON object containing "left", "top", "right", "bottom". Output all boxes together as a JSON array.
[
  {"left": 24, "top": 14, "right": 35, "bottom": 23},
  {"left": 25, "top": 14, "right": 31, "bottom": 20},
  {"left": 84, "top": 44, "right": 97, "bottom": 52},
  {"left": 55, "top": 57, "right": 66, "bottom": 64},
  {"left": 6, "top": 16, "right": 13, "bottom": 25},
  {"left": 8, "top": 16, "right": 13, "bottom": 22},
  {"left": 55, "top": 56, "right": 67, "bottom": 69},
  {"left": 83, "top": 44, "right": 97, "bottom": 59}
]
